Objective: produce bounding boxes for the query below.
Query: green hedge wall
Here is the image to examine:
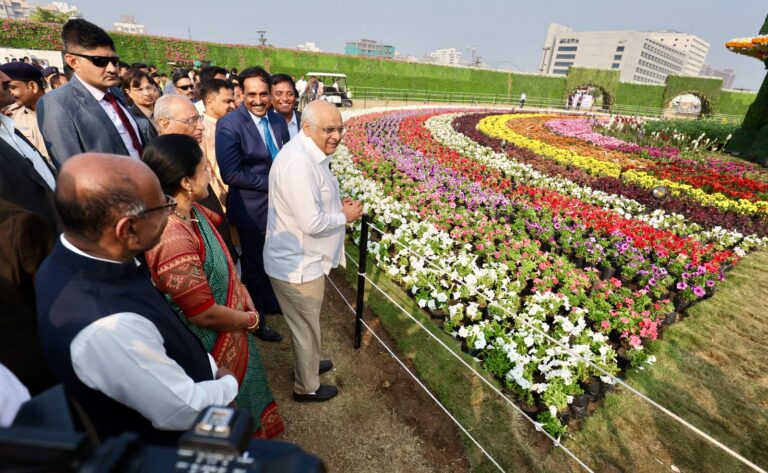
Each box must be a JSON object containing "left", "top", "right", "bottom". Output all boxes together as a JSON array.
[
  {"left": 663, "top": 75, "right": 723, "bottom": 115},
  {"left": 615, "top": 82, "right": 665, "bottom": 108},
  {"left": 0, "top": 19, "right": 757, "bottom": 117},
  {"left": 718, "top": 90, "right": 759, "bottom": 116},
  {"left": 509, "top": 74, "right": 566, "bottom": 99},
  {"left": 564, "top": 67, "right": 620, "bottom": 105}
]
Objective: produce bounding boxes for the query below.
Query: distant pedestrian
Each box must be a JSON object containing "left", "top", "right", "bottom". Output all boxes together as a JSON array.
[
  {"left": 519, "top": 91, "right": 526, "bottom": 109},
  {"left": 576, "top": 94, "right": 583, "bottom": 111}
]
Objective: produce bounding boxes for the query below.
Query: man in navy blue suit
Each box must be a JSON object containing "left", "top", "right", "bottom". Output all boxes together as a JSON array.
[{"left": 216, "top": 67, "right": 289, "bottom": 342}]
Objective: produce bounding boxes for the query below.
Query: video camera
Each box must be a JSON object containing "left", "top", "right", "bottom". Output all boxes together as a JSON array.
[{"left": 0, "top": 385, "right": 325, "bottom": 472}]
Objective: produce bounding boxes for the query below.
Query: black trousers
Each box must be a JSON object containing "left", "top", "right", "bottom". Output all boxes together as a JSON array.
[{"left": 237, "top": 227, "right": 280, "bottom": 316}]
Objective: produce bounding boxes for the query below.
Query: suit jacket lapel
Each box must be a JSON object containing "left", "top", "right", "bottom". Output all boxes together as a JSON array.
[
  {"left": 13, "top": 129, "right": 58, "bottom": 177},
  {"left": 70, "top": 77, "right": 129, "bottom": 155},
  {"left": 0, "top": 137, "right": 51, "bottom": 190}
]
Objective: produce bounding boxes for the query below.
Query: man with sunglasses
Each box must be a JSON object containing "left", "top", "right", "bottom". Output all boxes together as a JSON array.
[
  {"left": 172, "top": 71, "right": 197, "bottom": 101},
  {"left": 36, "top": 153, "right": 238, "bottom": 444},
  {"left": 36, "top": 19, "right": 152, "bottom": 166}
]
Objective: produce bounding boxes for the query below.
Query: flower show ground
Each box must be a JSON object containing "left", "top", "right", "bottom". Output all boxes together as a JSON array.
[{"left": 256, "top": 245, "right": 768, "bottom": 473}]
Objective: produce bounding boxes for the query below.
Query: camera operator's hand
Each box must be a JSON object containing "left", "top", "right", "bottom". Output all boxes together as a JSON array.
[{"left": 341, "top": 199, "right": 363, "bottom": 223}]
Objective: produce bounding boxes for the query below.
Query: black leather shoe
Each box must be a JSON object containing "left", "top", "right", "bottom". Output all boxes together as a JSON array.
[
  {"left": 255, "top": 323, "right": 283, "bottom": 342},
  {"left": 319, "top": 359, "right": 333, "bottom": 374},
  {"left": 293, "top": 384, "right": 338, "bottom": 402}
]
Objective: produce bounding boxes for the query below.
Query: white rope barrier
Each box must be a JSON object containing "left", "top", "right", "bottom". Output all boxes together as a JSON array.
[
  {"left": 324, "top": 274, "right": 509, "bottom": 473},
  {"left": 363, "top": 222, "right": 767, "bottom": 473}
]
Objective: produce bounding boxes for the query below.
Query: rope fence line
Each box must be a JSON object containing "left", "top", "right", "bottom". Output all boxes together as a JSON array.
[
  {"left": 363, "top": 222, "right": 767, "bottom": 473},
  {"left": 323, "top": 273, "right": 509, "bottom": 473},
  {"left": 341, "top": 244, "right": 595, "bottom": 471}
]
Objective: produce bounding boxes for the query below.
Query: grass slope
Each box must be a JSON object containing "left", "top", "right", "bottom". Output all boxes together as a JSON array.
[
  {"left": 343, "top": 237, "right": 768, "bottom": 472},
  {"left": 569, "top": 248, "right": 768, "bottom": 472}
]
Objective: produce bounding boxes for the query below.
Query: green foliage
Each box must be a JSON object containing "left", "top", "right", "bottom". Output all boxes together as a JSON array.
[
  {"left": 0, "top": 18, "right": 755, "bottom": 119},
  {"left": 718, "top": 90, "right": 758, "bottom": 116},
  {"left": 760, "top": 12, "right": 768, "bottom": 35},
  {"left": 731, "top": 71, "right": 768, "bottom": 160},
  {"left": 29, "top": 7, "right": 70, "bottom": 24},
  {"left": 615, "top": 82, "right": 665, "bottom": 108},
  {"left": 565, "top": 67, "right": 620, "bottom": 105},
  {"left": 643, "top": 118, "right": 739, "bottom": 143},
  {"left": 663, "top": 75, "right": 723, "bottom": 115},
  {"left": 510, "top": 74, "right": 566, "bottom": 99}
]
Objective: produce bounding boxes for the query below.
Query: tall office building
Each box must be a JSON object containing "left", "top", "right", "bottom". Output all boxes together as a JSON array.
[
  {"left": 0, "top": 0, "right": 78, "bottom": 19},
  {"left": 428, "top": 48, "right": 462, "bottom": 66},
  {"left": 539, "top": 23, "right": 709, "bottom": 84},
  {"left": 344, "top": 39, "right": 395, "bottom": 59},
  {"left": 113, "top": 15, "right": 145, "bottom": 35},
  {"left": 700, "top": 64, "right": 736, "bottom": 89}
]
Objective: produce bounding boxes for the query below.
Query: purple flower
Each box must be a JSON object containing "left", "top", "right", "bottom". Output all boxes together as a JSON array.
[
  {"left": 693, "top": 286, "right": 706, "bottom": 298},
  {"left": 648, "top": 278, "right": 657, "bottom": 286},
  {"left": 705, "top": 280, "right": 715, "bottom": 288},
  {"left": 676, "top": 281, "right": 688, "bottom": 290}
]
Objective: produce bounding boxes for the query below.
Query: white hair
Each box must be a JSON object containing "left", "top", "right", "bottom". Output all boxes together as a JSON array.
[
  {"left": 154, "top": 94, "right": 193, "bottom": 121},
  {"left": 300, "top": 100, "right": 338, "bottom": 127}
]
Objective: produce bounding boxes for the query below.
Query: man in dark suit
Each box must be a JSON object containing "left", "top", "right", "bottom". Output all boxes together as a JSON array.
[
  {"left": 36, "top": 19, "right": 151, "bottom": 165},
  {"left": 216, "top": 66, "right": 290, "bottom": 342},
  {"left": 271, "top": 74, "right": 301, "bottom": 140},
  {"left": 0, "top": 70, "right": 59, "bottom": 395},
  {"left": 0, "top": 70, "right": 59, "bottom": 233}
]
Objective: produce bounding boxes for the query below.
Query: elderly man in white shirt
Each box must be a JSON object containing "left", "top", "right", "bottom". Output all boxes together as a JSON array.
[{"left": 264, "top": 100, "right": 362, "bottom": 402}]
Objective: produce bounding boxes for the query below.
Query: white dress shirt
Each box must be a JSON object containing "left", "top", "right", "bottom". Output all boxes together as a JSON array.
[
  {"left": 264, "top": 130, "right": 347, "bottom": 283},
  {"left": 287, "top": 112, "right": 299, "bottom": 140},
  {"left": 0, "top": 114, "right": 56, "bottom": 190},
  {"left": 247, "top": 110, "right": 279, "bottom": 148},
  {"left": 76, "top": 74, "right": 142, "bottom": 159},
  {"left": 60, "top": 235, "right": 238, "bottom": 431},
  {"left": 0, "top": 363, "right": 30, "bottom": 427}
]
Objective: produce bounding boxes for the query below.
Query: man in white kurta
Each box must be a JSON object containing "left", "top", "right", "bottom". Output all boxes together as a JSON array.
[{"left": 264, "top": 101, "right": 362, "bottom": 402}]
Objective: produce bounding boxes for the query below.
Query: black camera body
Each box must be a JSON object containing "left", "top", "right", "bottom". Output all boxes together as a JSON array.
[{"left": 0, "top": 386, "right": 325, "bottom": 473}]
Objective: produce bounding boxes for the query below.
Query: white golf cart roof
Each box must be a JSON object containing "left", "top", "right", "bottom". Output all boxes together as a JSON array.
[{"left": 305, "top": 72, "right": 347, "bottom": 78}]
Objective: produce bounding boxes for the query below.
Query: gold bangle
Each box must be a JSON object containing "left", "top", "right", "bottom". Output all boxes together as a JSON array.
[{"left": 246, "top": 311, "right": 260, "bottom": 330}]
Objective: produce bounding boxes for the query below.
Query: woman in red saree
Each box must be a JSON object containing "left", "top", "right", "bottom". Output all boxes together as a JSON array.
[{"left": 143, "top": 134, "right": 283, "bottom": 438}]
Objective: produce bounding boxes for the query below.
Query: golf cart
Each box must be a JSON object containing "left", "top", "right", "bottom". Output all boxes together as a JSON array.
[{"left": 305, "top": 72, "right": 353, "bottom": 107}]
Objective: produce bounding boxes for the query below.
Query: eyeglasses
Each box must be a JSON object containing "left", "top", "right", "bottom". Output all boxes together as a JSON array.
[
  {"left": 140, "top": 195, "right": 177, "bottom": 217},
  {"left": 67, "top": 52, "right": 120, "bottom": 68},
  {"left": 310, "top": 124, "right": 347, "bottom": 136},
  {"left": 176, "top": 84, "right": 195, "bottom": 91},
  {"left": 169, "top": 115, "right": 204, "bottom": 126}
]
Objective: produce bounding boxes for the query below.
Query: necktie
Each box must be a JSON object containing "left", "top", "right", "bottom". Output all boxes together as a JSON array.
[
  {"left": 259, "top": 117, "right": 279, "bottom": 160},
  {"left": 103, "top": 91, "right": 143, "bottom": 156}
]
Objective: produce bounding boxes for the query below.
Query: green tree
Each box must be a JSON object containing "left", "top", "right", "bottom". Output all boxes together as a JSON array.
[{"left": 29, "top": 7, "right": 71, "bottom": 24}]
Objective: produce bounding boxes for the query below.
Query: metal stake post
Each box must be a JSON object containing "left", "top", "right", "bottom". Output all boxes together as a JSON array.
[{"left": 354, "top": 214, "right": 369, "bottom": 349}]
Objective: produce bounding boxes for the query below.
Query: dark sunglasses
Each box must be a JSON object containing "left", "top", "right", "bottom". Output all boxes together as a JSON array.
[
  {"left": 176, "top": 84, "right": 195, "bottom": 91},
  {"left": 67, "top": 52, "right": 120, "bottom": 68}
]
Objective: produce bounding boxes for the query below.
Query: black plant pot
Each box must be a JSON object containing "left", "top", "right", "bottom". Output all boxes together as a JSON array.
[
  {"left": 662, "top": 311, "right": 677, "bottom": 327},
  {"left": 582, "top": 377, "right": 601, "bottom": 402},
  {"left": 600, "top": 378, "right": 616, "bottom": 396},
  {"left": 599, "top": 265, "right": 616, "bottom": 281},
  {"left": 520, "top": 402, "right": 539, "bottom": 420},
  {"left": 673, "top": 294, "right": 692, "bottom": 313},
  {"left": 571, "top": 394, "right": 589, "bottom": 419}
]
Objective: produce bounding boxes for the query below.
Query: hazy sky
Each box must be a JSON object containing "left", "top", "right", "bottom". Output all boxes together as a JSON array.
[{"left": 75, "top": 0, "right": 766, "bottom": 90}]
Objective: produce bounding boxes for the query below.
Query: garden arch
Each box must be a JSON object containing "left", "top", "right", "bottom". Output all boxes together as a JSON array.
[
  {"left": 663, "top": 91, "right": 712, "bottom": 118},
  {"left": 564, "top": 67, "right": 621, "bottom": 111},
  {"left": 567, "top": 84, "right": 614, "bottom": 110}
]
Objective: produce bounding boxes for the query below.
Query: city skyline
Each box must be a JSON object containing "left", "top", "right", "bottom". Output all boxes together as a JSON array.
[{"left": 33, "top": 0, "right": 768, "bottom": 90}]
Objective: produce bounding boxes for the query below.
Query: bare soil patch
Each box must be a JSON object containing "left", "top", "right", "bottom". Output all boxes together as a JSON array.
[{"left": 255, "top": 269, "right": 470, "bottom": 473}]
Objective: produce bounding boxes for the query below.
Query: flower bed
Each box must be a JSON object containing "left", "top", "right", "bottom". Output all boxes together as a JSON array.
[
  {"left": 479, "top": 114, "right": 768, "bottom": 216},
  {"left": 452, "top": 113, "right": 768, "bottom": 239},
  {"left": 331, "top": 108, "right": 767, "bottom": 438}
]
